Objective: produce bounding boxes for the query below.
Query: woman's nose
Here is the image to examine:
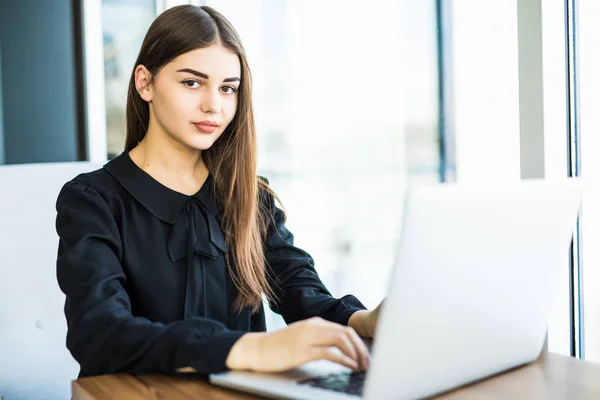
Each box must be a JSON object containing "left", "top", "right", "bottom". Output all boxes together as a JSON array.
[{"left": 200, "top": 89, "right": 220, "bottom": 114}]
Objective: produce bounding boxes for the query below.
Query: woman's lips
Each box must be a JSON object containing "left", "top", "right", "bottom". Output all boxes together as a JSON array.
[{"left": 194, "top": 122, "right": 218, "bottom": 133}]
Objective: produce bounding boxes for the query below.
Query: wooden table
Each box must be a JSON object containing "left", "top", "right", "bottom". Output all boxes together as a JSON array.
[{"left": 72, "top": 352, "right": 600, "bottom": 399}]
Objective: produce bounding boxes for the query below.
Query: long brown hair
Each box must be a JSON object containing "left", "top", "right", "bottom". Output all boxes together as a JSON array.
[{"left": 125, "top": 5, "right": 279, "bottom": 313}]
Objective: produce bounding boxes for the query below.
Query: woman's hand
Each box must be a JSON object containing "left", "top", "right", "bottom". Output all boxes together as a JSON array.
[
  {"left": 225, "top": 317, "right": 370, "bottom": 372},
  {"left": 347, "top": 299, "right": 384, "bottom": 338}
]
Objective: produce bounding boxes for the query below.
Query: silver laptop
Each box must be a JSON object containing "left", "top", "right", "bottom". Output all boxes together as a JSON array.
[{"left": 210, "top": 179, "right": 582, "bottom": 400}]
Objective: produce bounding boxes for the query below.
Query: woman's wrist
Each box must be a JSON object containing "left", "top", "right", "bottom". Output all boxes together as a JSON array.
[
  {"left": 347, "top": 310, "right": 370, "bottom": 337},
  {"left": 225, "top": 332, "right": 264, "bottom": 370}
]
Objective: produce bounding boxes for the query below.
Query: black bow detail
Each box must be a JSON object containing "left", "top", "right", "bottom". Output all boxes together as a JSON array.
[{"left": 167, "top": 198, "right": 228, "bottom": 262}]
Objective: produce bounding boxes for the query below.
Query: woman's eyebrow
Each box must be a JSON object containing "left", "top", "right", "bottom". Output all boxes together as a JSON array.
[{"left": 176, "top": 68, "right": 240, "bottom": 83}]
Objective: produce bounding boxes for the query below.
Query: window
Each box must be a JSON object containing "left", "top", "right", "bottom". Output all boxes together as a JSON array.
[{"left": 101, "top": 0, "right": 156, "bottom": 158}]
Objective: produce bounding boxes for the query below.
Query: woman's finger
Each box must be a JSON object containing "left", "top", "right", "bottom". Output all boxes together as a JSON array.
[
  {"left": 307, "top": 347, "right": 360, "bottom": 371},
  {"left": 344, "top": 326, "right": 371, "bottom": 370},
  {"left": 307, "top": 321, "right": 369, "bottom": 370},
  {"left": 328, "top": 331, "right": 359, "bottom": 364}
]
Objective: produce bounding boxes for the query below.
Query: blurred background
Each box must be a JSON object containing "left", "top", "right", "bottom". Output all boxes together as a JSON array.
[{"left": 0, "top": 0, "right": 599, "bottom": 364}]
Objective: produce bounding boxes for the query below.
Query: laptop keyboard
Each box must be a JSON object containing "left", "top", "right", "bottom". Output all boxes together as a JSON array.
[{"left": 297, "top": 371, "right": 367, "bottom": 396}]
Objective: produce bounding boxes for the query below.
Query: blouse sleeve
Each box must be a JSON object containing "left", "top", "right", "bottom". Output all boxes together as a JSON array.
[
  {"left": 56, "top": 181, "right": 245, "bottom": 376},
  {"left": 260, "top": 180, "right": 367, "bottom": 326}
]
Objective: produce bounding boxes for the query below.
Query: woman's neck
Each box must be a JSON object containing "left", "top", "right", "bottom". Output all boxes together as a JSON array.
[{"left": 129, "top": 129, "right": 209, "bottom": 196}]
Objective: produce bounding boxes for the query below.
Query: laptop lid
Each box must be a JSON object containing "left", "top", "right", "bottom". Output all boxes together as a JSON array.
[{"left": 364, "top": 178, "right": 582, "bottom": 399}]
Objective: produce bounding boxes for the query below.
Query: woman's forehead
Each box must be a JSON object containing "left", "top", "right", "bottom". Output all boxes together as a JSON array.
[{"left": 167, "top": 45, "right": 241, "bottom": 79}]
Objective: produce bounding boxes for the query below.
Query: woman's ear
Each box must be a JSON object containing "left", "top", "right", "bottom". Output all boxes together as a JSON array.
[{"left": 134, "top": 65, "right": 154, "bottom": 102}]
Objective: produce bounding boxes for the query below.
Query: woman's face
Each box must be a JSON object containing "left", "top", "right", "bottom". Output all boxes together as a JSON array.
[{"left": 136, "top": 44, "right": 241, "bottom": 151}]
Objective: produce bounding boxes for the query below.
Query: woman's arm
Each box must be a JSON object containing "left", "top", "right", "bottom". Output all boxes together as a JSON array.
[
  {"left": 226, "top": 316, "right": 370, "bottom": 372},
  {"left": 56, "top": 181, "right": 245, "bottom": 376},
  {"left": 347, "top": 302, "right": 383, "bottom": 338},
  {"left": 259, "top": 180, "right": 368, "bottom": 326}
]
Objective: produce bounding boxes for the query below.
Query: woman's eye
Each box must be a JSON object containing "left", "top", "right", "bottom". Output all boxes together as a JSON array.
[
  {"left": 221, "top": 86, "right": 238, "bottom": 95},
  {"left": 183, "top": 80, "right": 200, "bottom": 89}
]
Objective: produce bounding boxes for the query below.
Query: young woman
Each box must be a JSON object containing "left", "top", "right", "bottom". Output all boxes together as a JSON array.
[{"left": 56, "top": 5, "right": 381, "bottom": 378}]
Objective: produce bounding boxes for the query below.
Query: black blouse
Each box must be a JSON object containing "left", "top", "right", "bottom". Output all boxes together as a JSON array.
[{"left": 55, "top": 152, "right": 366, "bottom": 377}]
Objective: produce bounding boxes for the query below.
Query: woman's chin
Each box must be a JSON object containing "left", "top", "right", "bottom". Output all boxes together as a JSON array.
[{"left": 180, "top": 136, "right": 219, "bottom": 152}]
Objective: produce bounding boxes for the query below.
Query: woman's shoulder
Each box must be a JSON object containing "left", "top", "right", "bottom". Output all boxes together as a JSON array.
[
  {"left": 257, "top": 175, "right": 273, "bottom": 208},
  {"left": 63, "top": 166, "right": 119, "bottom": 195},
  {"left": 257, "top": 175, "right": 287, "bottom": 223},
  {"left": 57, "top": 165, "right": 124, "bottom": 211}
]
